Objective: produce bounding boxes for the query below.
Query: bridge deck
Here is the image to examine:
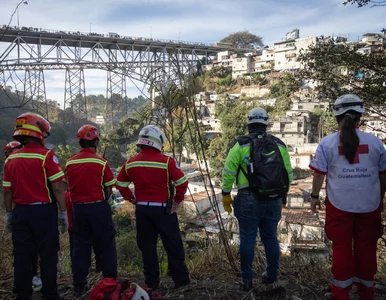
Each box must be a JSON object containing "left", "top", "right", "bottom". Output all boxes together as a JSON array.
[{"left": 0, "top": 27, "right": 247, "bottom": 55}]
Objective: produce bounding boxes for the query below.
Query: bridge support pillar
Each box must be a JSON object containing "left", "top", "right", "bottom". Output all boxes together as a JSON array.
[
  {"left": 64, "top": 68, "right": 87, "bottom": 126},
  {"left": 106, "top": 70, "right": 126, "bottom": 128},
  {"left": 25, "top": 68, "right": 48, "bottom": 120}
]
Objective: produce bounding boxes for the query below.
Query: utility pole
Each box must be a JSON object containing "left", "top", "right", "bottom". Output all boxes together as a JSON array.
[
  {"left": 17, "top": 1, "right": 28, "bottom": 29},
  {"left": 89, "top": 23, "right": 92, "bottom": 33}
]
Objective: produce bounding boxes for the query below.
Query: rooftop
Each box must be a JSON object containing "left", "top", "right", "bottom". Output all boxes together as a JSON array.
[{"left": 283, "top": 211, "right": 322, "bottom": 226}]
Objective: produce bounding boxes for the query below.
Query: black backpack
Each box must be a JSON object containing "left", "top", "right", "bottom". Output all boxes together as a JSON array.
[{"left": 238, "top": 133, "right": 289, "bottom": 200}]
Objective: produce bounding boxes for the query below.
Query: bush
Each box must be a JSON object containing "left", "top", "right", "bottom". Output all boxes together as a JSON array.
[{"left": 116, "top": 231, "right": 143, "bottom": 274}]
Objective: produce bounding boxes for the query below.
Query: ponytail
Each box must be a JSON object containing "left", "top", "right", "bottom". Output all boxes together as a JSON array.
[{"left": 338, "top": 112, "right": 360, "bottom": 164}]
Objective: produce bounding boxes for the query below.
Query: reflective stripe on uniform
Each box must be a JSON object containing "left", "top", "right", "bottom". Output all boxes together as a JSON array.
[
  {"left": 223, "top": 168, "right": 237, "bottom": 175},
  {"left": 42, "top": 152, "right": 53, "bottom": 203},
  {"left": 7, "top": 153, "right": 46, "bottom": 160},
  {"left": 353, "top": 277, "right": 374, "bottom": 288},
  {"left": 105, "top": 178, "right": 116, "bottom": 186},
  {"left": 116, "top": 180, "right": 130, "bottom": 188},
  {"left": 126, "top": 161, "right": 167, "bottom": 169},
  {"left": 174, "top": 176, "right": 187, "bottom": 186},
  {"left": 222, "top": 189, "right": 232, "bottom": 193},
  {"left": 333, "top": 278, "right": 353, "bottom": 288},
  {"left": 48, "top": 171, "right": 64, "bottom": 182},
  {"left": 66, "top": 158, "right": 106, "bottom": 167},
  {"left": 2, "top": 181, "right": 11, "bottom": 187}
]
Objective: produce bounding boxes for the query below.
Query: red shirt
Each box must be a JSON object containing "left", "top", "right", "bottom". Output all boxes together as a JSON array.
[
  {"left": 2, "top": 143, "right": 64, "bottom": 204},
  {"left": 65, "top": 148, "right": 116, "bottom": 203},
  {"left": 116, "top": 147, "right": 188, "bottom": 204},
  {"left": 65, "top": 190, "right": 73, "bottom": 231}
]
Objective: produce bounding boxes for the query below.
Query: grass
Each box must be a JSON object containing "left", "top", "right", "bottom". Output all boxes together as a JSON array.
[{"left": 2, "top": 208, "right": 386, "bottom": 299}]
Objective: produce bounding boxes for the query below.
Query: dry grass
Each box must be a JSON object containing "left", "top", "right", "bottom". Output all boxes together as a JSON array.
[{"left": 2, "top": 213, "right": 386, "bottom": 299}]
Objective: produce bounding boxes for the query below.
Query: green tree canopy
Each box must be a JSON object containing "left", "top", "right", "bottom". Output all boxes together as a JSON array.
[
  {"left": 207, "top": 99, "right": 253, "bottom": 177},
  {"left": 220, "top": 31, "right": 263, "bottom": 49},
  {"left": 296, "top": 39, "right": 386, "bottom": 119}
]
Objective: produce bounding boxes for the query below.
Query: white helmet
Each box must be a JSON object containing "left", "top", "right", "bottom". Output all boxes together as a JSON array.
[
  {"left": 131, "top": 282, "right": 150, "bottom": 300},
  {"left": 333, "top": 94, "right": 365, "bottom": 116},
  {"left": 247, "top": 108, "right": 269, "bottom": 125},
  {"left": 136, "top": 125, "right": 166, "bottom": 151}
]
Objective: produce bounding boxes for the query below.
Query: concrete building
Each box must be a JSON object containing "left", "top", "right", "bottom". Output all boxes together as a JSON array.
[
  {"left": 252, "top": 49, "right": 275, "bottom": 72},
  {"left": 274, "top": 36, "right": 317, "bottom": 71},
  {"left": 95, "top": 116, "right": 105, "bottom": 124},
  {"left": 363, "top": 114, "right": 386, "bottom": 140},
  {"left": 216, "top": 51, "right": 237, "bottom": 67},
  {"left": 291, "top": 99, "right": 329, "bottom": 111},
  {"left": 201, "top": 117, "right": 221, "bottom": 132},
  {"left": 290, "top": 153, "right": 313, "bottom": 169},
  {"left": 268, "top": 115, "right": 311, "bottom": 151},
  {"left": 181, "top": 190, "right": 222, "bottom": 218},
  {"left": 232, "top": 56, "right": 252, "bottom": 78},
  {"left": 278, "top": 211, "right": 324, "bottom": 247},
  {"left": 361, "top": 33, "right": 382, "bottom": 44}
]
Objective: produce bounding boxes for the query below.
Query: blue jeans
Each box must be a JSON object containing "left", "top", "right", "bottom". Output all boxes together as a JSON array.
[{"left": 234, "top": 191, "right": 282, "bottom": 282}]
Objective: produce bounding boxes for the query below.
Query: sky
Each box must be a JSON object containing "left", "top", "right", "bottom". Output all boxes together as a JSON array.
[{"left": 0, "top": 0, "right": 385, "bottom": 108}]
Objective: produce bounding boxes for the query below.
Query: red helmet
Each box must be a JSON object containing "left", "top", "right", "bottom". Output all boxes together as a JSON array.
[
  {"left": 76, "top": 125, "right": 100, "bottom": 140},
  {"left": 13, "top": 112, "right": 51, "bottom": 141},
  {"left": 4, "top": 141, "right": 22, "bottom": 158}
]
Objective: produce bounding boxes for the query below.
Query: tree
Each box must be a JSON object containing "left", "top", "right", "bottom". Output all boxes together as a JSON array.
[
  {"left": 220, "top": 31, "right": 263, "bottom": 49},
  {"left": 269, "top": 73, "right": 299, "bottom": 115},
  {"left": 343, "top": 0, "right": 386, "bottom": 7},
  {"left": 207, "top": 99, "right": 252, "bottom": 177},
  {"left": 297, "top": 39, "right": 386, "bottom": 120}
]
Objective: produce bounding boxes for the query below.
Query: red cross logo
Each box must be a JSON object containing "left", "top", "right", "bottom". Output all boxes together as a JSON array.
[{"left": 338, "top": 144, "right": 369, "bottom": 164}]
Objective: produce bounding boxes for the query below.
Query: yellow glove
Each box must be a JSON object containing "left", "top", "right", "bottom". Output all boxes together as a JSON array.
[{"left": 222, "top": 194, "right": 233, "bottom": 214}]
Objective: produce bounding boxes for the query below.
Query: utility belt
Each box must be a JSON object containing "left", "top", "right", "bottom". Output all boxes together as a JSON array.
[
  {"left": 15, "top": 202, "right": 51, "bottom": 206},
  {"left": 74, "top": 200, "right": 104, "bottom": 205},
  {"left": 136, "top": 201, "right": 167, "bottom": 207}
]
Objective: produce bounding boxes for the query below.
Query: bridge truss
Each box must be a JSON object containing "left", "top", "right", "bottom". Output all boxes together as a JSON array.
[{"left": 0, "top": 27, "right": 232, "bottom": 125}]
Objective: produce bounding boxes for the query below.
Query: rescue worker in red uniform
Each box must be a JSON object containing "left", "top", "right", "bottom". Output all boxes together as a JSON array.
[
  {"left": 2, "top": 112, "right": 68, "bottom": 300},
  {"left": 310, "top": 95, "right": 386, "bottom": 300},
  {"left": 4, "top": 141, "right": 43, "bottom": 292},
  {"left": 64, "top": 124, "right": 117, "bottom": 296},
  {"left": 65, "top": 189, "right": 102, "bottom": 273},
  {"left": 116, "top": 125, "right": 190, "bottom": 289}
]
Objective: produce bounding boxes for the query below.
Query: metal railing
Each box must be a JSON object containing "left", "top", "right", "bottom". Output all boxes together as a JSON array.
[{"left": 1, "top": 24, "right": 215, "bottom": 47}]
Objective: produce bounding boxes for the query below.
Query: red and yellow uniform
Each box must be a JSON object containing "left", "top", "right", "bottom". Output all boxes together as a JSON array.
[
  {"left": 65, "top": 148, "right": 116, "bottom": 203},
  {"left": 116, "top": 125, "right": 190, "bottom": 290},
  {"left": 3, "top": 143, "right": 64, "bottom": 203},
  {"left": 2, "top": 112, "right": 67, "bottom": 300},
  {"left": 66, "top": 124, "right": 117, "bottom": 293},
  {"left": 116, "top": 147, "right": 188, "bottom": 203}
]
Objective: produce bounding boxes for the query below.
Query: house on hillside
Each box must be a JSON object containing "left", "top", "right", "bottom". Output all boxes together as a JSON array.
[
  {"left": 232, "top": 56, "right": 252, "bottom": 78},
  {"left": 180, "top": 190, "right": 222, "bottom": 218},
  {"left": 290, "top": 153, "right": 313, "bottom": 169},
  {"left": 274, "top": 36, "right": 317, "bottom": 71},
  {"left": 279, "top": 211, "right": 325, "bottom": 248}
]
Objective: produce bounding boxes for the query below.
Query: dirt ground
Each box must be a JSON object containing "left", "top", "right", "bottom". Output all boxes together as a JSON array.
[{"left": 2, "top": 271, "right": 386, "bottom": 300}]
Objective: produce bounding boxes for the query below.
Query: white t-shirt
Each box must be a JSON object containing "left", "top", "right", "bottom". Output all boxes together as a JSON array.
[{"left": 310, "top": 130, "right": 386, "bottom": 213}]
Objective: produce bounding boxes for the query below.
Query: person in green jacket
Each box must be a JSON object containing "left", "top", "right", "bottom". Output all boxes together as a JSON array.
[{"left": 222, "top": 107, "right": 293, "bottom": 291}]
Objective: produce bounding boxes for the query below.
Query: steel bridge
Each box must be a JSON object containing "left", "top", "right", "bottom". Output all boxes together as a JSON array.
[{"left": 0, "top": 26, "right": 244, "bottom": 125}]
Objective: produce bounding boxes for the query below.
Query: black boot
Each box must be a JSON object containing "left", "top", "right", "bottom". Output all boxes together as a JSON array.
[{"left": 243, "top": 280, "right": 253, "bottom": 291}]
